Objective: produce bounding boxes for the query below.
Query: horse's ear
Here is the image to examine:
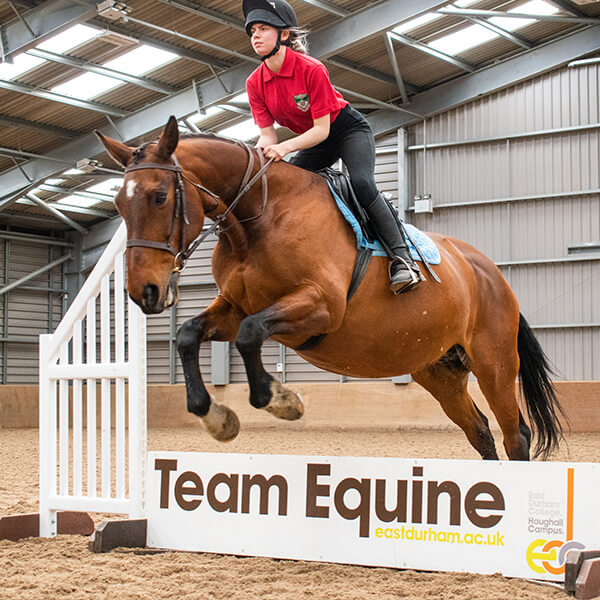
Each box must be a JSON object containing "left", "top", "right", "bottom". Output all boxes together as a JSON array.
[
  {"left": 94, "top": 130, "right": 134, "bottom": 168},
  {"left": 156, "top": 115, "right": 179, "bottom": 159}
]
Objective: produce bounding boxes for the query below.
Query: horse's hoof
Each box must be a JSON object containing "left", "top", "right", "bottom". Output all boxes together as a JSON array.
[
  {"left": 264, "top": 381, "right": 304, "bottom": 421},
  {"left": 202, "top": 400, "right": 240, "bottom": 442}
]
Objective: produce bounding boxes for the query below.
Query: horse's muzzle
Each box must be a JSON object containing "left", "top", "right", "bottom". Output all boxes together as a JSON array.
[{"left": 140, "top": 283, "right": 163, "bottom": 314}]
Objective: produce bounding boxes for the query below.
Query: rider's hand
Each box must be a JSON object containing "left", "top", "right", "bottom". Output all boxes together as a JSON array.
[{"left": 263, "top": 142, "right": 291, "bottom": 162}]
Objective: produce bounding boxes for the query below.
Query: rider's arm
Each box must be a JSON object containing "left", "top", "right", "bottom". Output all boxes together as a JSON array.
[
  {"left": 263, "top": 114, "right": 330, "bottom": 161},
  {"left": 256, "top": 126, "right": 278, "bottom": 149},
  {"left": 283, "top": 114, "right": 331, "bottom": 152}
]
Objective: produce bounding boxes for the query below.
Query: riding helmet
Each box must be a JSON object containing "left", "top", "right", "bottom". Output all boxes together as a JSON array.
[{"left": 243, "top": 0, "right": 298, "bottom": 35}]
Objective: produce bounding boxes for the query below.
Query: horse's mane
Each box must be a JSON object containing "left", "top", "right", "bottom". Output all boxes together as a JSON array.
[
  {"left": 179, "top": 132, "right": 247, "bottom": 146},
  {"left": 132, "top": 132, "right": 246, "bottom": 164}
]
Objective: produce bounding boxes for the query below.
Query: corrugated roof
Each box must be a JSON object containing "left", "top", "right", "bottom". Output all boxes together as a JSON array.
[{"left": 0, "top": 0, "right": 598, "bottom": 233}]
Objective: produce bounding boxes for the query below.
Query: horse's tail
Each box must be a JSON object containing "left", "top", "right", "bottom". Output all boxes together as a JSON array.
[{"left": 517, "top": 313, "right": 566, "bottom": 459}]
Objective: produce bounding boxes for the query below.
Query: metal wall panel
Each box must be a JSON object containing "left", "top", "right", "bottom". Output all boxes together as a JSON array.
[
  {"left": 1, "top": 238, "right": 66, "bottom": 384},
  {"left": 410, "top": 64, "right": 600, "bottom": 380}
]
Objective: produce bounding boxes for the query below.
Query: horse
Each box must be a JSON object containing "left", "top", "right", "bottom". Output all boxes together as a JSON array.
[{"left": 95, "top": 115, "right": 564, "bottom": 461}]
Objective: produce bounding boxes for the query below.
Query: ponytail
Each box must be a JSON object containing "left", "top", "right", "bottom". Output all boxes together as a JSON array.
[{"left": 283, "top": 26, "right": 309, "bottom": 54}]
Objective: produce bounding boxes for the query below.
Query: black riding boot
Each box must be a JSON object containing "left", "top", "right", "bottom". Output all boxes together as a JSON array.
[{"left": 365, "top": 193, "right": 423, "bottom": 293}]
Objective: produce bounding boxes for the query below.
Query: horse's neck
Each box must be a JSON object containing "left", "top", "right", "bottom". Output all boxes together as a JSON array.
[{"left": 179, "top": 139, "right": 260, "bottom": 258}]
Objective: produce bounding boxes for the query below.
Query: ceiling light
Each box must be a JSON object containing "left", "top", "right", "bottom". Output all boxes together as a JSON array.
[
  {"left": 97, "top": 1, "right": 131, "bottom": 21},
  {"left": 76, "top": 158, "right": 102, "bottom": 173}
]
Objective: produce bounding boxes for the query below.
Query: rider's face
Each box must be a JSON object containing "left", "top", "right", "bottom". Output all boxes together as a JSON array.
[{"left": 250, "top": 23, "right": 284, "bottom": 56}]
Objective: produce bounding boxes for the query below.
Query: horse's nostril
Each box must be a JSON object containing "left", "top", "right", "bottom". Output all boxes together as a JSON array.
[{"left": 141, "top": 284, "right": 159, "bottom": 309}]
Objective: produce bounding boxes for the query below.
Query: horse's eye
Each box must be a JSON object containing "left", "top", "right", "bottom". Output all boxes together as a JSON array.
[{"left": 153, "top": 192, "right": 167, "bottom": 206}]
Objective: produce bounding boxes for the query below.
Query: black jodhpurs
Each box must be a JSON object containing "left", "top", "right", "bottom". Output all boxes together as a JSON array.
[{"left": 288, "top": 105, "right": 379, "bottom": 208}]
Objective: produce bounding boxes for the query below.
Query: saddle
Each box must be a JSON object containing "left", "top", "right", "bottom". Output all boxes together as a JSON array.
[
  {"left": 294, "top": 167, "right": 440, "bottom": 352},
  {"left": 316, "top": 168, "right": 378, "bottom": 245}
]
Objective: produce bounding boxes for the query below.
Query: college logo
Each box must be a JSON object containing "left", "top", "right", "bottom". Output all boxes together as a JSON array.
[
  {"left": 525, "top": 468, "right": 585, "bottom": 575},
  {"left": 293, "top": 93, "right": 310, "bottom": 112}
]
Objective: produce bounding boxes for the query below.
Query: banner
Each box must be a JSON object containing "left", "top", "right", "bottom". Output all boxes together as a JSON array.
[{"left": 146, "top": 452, "right": 600, "bottom": 580}]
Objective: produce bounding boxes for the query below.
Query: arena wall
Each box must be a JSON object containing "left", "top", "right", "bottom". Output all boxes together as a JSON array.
[{"left": 2, "top": 381, "right": 599, "bottom": 432}]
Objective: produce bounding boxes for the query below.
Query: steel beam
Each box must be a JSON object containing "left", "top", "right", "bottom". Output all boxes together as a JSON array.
[
  {"left": 0, "top": 230, "right": 72, "bottom": 246},
  {"left": 154, "top": 0, "right": 245, "bottom": 30},
  {"left": 545, "top": 0, "right": 590, "bottom": 18},
  {"left": 39, "top": 184, "right": 116, "bottom": 203},
  {"left": 0, "top": 114, "right": 77, "bottom": 139},
  {"left": 309, "top": 0, "right": 451, "bottom": 58},
  {"left": 388, "top": 32, "right": 475, "bottom": 72},
  {"left": 1, "top": 0, "right": 97, "bottom": 62},
  {"left": 0, "top": 146, "right": 72, "bottom": 164},
  {"left": 383, "top": 33, "right": 409, "bottom": 103},
  {"left": 337, "top": 87, "right": 422, "bottom": 117},
  {"left": 0, "top": 78, "right": 130, "bottom": 117},
  {"left": 325, "top": 56, "right": 411, "bottom": 91},
  {"left": 17, "top": 197, "right": 113, "bottom": 217},
  {"left": 88, "top": 19, "right": 233, "bottom": 70},
  {"left": 463, "top": 16, "right": 534, "bottom": 50},
  {"left": 0, "top": 253, "right": 71, "bottom": 296},
  {"left": 0, "top": 0, "right": 561, "bottom": 199},
  {"left": 437, "top": 7, "right": 600, "bottom": 24},
  {"left": 26, "top": 192, "right": 88, "bottom": 233},
  {"left": 26, "top": 48, "right": 180, "bottom": 95},
  {"left": 300, "top": 0, "right": 350, "bottom": 17},
  {"left": 124, "top": 15, "right": 259, "bottom": 66},
  {"left": 10, "top": 0, "right": 39, "bottom": 8},
  {"left": 367, "top": 26, "right": 600, "bottom": 136}
]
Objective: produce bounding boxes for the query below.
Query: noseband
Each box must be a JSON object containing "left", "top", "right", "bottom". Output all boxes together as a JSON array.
[{"left": 124, "top": 143, "right": 272, "bottom": 272}]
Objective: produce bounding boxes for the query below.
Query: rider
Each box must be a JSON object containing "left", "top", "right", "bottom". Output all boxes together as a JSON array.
[{"left": 242, "top": 0, "right": 422, "bottom": 294}]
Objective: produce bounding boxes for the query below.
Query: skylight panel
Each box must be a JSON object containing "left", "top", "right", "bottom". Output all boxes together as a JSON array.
[
  {"left": 55, "top": 194, "right": 101, "bottom": 208},
  {"left": 52, "top": 72, "right": 120, "bottom": 100},
  {"left": 0, "top": 53, "right": 45, "bottom": 80},
  {"left": 218, "top": 119, "right": 259, "bottom": 141},
  {"left": 188, "top": 105, "right": 225, "bottom": 125},
  {"left": 103, "top": 46, "right": 177, "bottom": 77},
  {"left": 428, "top": 0, "right": 559, "bottom": 56},
  {"left": 393, "top": 13, "right": 442, "bottom": 35},
  {"left": 44, "top": 178, "right": 65, "bottom": 186},
  {"left": 36, "top": 24, "right": 99, "bottom": 53},
  {"left": 488, "top": 0, "right": 559, "bottom": 31},
  {"left": 85, "top": 178, "right": 123, "bottom": 197},
  {"left": 392, "top": 0, "right": 479, "bottom": 35},
  {"left": 50, "top": 44, "right": 178, "bottom": 101},
  {"left": 429, "top": 23, "right": 497, "bottom": 55}
]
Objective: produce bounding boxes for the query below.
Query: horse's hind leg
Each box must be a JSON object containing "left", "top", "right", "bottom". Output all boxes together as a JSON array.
[
  {"left": 235, "top": 287, "right": 331, "bottom": 420},
  {"left": 412, "top": 350, "right": 498, "bottom": 460},
  {"left": 176, "top": 295, "right": 245, "bottom": 441},
  {"left": 468, "top": 331, "right": 530, "bottom": 461}
]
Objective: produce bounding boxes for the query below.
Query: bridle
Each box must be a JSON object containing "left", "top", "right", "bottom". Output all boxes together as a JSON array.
[{"left": 124, "top": 141, "right": 272, "bottom": 273}]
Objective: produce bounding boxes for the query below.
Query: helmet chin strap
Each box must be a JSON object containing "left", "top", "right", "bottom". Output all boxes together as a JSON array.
[{"left": 261, "top": 30, "right": 282, "bottom": 61}]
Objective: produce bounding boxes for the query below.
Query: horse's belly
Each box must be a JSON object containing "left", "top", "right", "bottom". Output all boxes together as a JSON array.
[{"left": 291, "top": 316, "right": 460, "bottom": 378}]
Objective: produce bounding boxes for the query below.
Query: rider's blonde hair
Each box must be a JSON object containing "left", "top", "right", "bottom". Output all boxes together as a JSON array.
[{"left": 283, "top": 26, "right": 309, "bottom": 54}]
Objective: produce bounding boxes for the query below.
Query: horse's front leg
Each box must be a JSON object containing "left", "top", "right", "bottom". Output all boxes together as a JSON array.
[
  {"left": 235, "top": 287, "right": 331, "bottom": 420},
  {"left": 176, "top": 295, "right": 245, "bottom": 441}
]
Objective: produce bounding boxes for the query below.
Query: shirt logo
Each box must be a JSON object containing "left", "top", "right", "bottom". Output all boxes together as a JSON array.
[{"left": 293, "top": 93, "right": 310, "bottom": 112}]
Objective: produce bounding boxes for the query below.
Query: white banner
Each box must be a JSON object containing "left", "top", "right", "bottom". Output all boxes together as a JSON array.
[{"left": 146, "top": 452, "right": 600, "bottom": 581}]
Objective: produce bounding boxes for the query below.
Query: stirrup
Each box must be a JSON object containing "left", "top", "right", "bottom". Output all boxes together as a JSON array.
[{"left": 389, "top": 257, "right": 423, "bottom": 294}]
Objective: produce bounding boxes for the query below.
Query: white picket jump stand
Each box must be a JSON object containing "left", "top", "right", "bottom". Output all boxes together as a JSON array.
[{"left": 39, "top": 222, "right": 147, "bottom": 537}]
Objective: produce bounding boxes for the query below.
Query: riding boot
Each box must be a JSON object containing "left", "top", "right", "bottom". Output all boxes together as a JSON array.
[{"left": 365, "top": 193, "right": 423, "bottom": 294}]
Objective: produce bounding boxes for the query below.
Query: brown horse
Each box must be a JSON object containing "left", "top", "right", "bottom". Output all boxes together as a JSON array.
[{"left": 96, "top": 116, "right": 563, "bottom": 461}]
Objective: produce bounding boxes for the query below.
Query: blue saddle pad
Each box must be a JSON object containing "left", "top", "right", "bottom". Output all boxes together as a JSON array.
[{"left": 326, "top": 182, "right": 441, "bottom": 265}]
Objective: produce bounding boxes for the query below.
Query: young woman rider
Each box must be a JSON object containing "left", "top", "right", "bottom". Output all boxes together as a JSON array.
[{"left": 242, "top": 0, "right": 422, "bottom": 293}]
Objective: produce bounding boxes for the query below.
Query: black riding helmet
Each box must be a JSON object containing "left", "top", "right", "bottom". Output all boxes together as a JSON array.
[{"left": 243, "top": 0, "right": 297, "bottom": 36}]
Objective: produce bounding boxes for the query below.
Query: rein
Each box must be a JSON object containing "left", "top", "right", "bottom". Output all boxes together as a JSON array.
[{"left": 124, "top": 142, "right": 273, "bottom": 272}]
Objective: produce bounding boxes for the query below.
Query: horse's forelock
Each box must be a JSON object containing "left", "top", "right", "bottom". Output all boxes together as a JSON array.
[{"left": 131, "top": 142, "right": 156, "bottom": 164}]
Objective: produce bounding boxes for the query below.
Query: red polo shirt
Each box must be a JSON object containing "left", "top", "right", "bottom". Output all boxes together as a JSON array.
[{"left": 246, "top": 48, "right": 348, "bottom": 135}]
